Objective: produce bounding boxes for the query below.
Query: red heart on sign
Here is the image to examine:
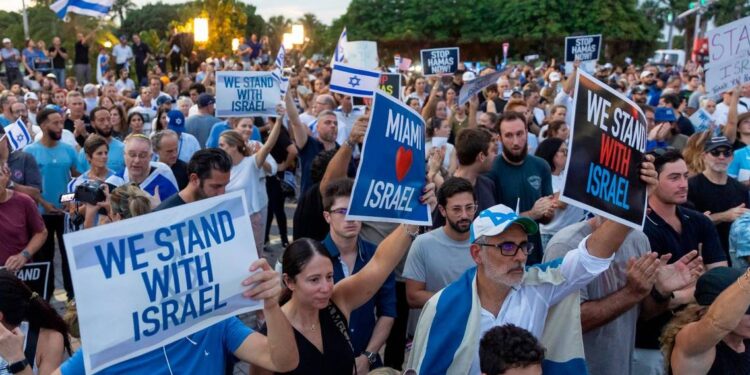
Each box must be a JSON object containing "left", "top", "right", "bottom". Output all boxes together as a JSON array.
[{"left": 395, "top": 146, "right": 413, "bottom": 182}]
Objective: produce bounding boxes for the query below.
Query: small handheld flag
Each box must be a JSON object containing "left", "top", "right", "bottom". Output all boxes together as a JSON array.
[
  {"left": 330, "top": 63, "right": 380, "bottom": 98},
  {"left": 3, "top": 119, "right": 33, "bottom": 151}
]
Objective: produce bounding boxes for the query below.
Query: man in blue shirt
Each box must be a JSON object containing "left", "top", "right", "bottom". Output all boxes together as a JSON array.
[
  {"left": 185, "top": 94, "right": 221, "bottom": 148},
  {"left": 47, "top": 259, "right": 299, "bottom": 375},
  {"left": 24, "top": 108, "right": 80, "bottom": 300},
  {"left": 320, "top": 178, "right": 396, "bottom": 373},
  {"left": 76, "top": 106, "right": 125, "bottom": 174}
]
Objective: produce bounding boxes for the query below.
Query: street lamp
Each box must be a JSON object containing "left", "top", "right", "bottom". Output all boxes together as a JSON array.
[
  {"left": 194, "top": 17, "right": 209, "bottom": 43},
  {"left": 231, "top": 38, "right": 240, "bottom": 51},
  {"left": 291, "top": 24, "right": 304, "bottom": 45},
  {"left": 283, "top": 33, "right": 294, "bottom": 50}
]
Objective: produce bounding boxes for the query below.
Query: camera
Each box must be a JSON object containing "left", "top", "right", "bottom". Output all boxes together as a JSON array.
[{"left": 74, "top": 181, "right": 107, "bottom": 205}]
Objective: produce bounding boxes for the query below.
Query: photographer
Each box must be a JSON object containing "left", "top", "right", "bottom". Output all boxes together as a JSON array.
[
  {"left": 65, "top": 135, "right": 115, "bottom": 231},
  {"left": 82, "top": 183, "right": 151, "bottom": 229}
]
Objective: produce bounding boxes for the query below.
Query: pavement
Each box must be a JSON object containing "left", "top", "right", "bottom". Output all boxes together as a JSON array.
[{"left": 48, "top": 201, "right": 296, "bottom": 375}]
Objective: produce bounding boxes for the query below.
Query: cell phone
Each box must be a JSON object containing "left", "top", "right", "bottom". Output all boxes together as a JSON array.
[
  {"left": 60, "top": 193, "right": 75, "bottom": 203},
  {"left": 503, "top": 90, "right": 512, "bottom": 100}
]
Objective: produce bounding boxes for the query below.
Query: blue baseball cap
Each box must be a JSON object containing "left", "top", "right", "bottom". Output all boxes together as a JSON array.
[
  {"left": 167, "top": 110, "right": 185, "bottom": 133},
  {"left": 156, "top": 95, "right": 175, "bottom": 107},
  {"left": 197, "top": 93, "right": 216, "bottom": 108},
  {"left": 654, "top": 107, "right": 677, "bottom": 122},
  {"left": 469, "top": 204, "right": 538, "bottom": 243}
]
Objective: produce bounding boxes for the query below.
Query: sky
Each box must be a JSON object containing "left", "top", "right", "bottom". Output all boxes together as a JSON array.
[{"left": 2, "top": 0, "right": 350, "bottom": 25}]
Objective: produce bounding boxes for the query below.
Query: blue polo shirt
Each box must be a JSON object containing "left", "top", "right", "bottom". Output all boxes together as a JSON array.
[
  {"left": 321, "top": 234, "right": 396, "bottom": 355},
  {"left": 60, "top": 317, "right": 252, "bottom": 374}
]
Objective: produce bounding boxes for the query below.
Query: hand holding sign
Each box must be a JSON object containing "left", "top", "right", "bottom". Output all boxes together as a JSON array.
[
  {"left": 4, "top": 253, "right": 29, "bottom": 273},
  {"left": 242, "top": 258, "right": 282, "bottom": 306},
  {"left": 348, "top": 116, "right": 369, "bottom": 144},
  {"left": 640, "top": 154, "right": 658, "bottom": 196}
]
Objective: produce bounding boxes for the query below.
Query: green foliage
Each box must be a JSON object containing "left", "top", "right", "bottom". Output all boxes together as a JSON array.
[{"left": 119, "top": 2, "right": 188, "bottom": 39}]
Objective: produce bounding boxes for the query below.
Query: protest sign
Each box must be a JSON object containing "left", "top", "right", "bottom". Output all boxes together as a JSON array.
[
  {"left": 688, "top": 107, "right": 716, "bottom": 134},
  {"left": 705, "top": 15, "right": 750, "bottom": 96},
  {"left": 215, "top": 71, "right": 281, "bottom": 117},
  {"left": 1, "top": 262, "right": 51, "bottom": 300},
  {"left": 347, "top": 90, "right": 431, "bottom": 225},
  {"left": 379, "top": 73, "right": 401, "bottom": 100},
  {"left": 346, "top": 41, "right": 379, "bottom": 69},
  {"left": 399, "top": 57, "right": 412, "bottom": 71},
  {"left": 458, "top": 69, "right": 506, "bottom": 106},
  {"left": 420, "top": 47, "right": 459, "bottom": 76},
  {"left": 560, "top": 70, "right": 648, "bottom": 230},
  {"left": 564, "top": 34, "right": 601, "bottom": 74},
  {"left": 62, "top": 191, "right": 261, "bottom": 373}
]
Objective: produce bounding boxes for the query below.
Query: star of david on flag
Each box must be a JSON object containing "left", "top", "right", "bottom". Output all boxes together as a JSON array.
[
  {"left": 2, "top": 118, "right": 32, "bottom": 151},
  {"left": 330, "top": 63, "right": 380, "bottom": 98}
]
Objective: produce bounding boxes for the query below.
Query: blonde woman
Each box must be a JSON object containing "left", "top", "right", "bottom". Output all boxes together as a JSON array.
[{"left": 661, "top": 267, "right": 750, "bottom": 375}]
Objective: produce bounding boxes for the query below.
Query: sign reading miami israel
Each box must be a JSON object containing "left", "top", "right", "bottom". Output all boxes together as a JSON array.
[
  {"left": 62, "top": 191, "right": 261, "bottom": 373},
  {"left": 215, "top": 70, "right": 281, "bottom": 117},
  {"left": 347, "top": 90, "right": 431, "bottom": 225},
  {"left": 560, "top": 70, "right": 648, "bottom": 230}
]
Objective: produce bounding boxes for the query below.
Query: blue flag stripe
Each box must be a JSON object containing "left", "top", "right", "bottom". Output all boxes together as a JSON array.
[
  {"left": 329, "top": 84, "right": 373, "bottom": 97},
  {"left": 333, "top": 64, "right": 380, "bottom": 78}
]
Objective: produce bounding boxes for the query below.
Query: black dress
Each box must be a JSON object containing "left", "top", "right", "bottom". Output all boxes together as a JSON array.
[{"left": 260, "top": 303, "right": 356, "bottom": 375}]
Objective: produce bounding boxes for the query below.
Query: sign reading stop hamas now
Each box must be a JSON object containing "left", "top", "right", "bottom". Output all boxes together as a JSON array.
[{"left": 347, "top": 90, "right": 431, "bottom": 225}]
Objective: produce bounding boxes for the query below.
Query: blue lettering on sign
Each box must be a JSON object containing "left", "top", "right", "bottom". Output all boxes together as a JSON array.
[{"left": 585, "top": 162, "right": 630, "bottom": 209}]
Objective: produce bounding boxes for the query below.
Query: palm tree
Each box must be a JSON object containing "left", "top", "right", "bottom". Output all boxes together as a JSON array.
[
  {"left": 265, "top": 15, "right": 290, "bottom": 53},
  {"left": 111, "top": 0, "right": 135, "bottom": 26}
]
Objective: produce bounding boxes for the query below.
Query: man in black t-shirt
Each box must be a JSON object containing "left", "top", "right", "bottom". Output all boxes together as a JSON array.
[
  {"left": 74, "top": 33, "right": 91, "bottom": 84},
  {"left": 634, "top": 149, "right": 728, "bottom": 373},
  {"left": 688, "top": 136, "right": 750, "bottom": 260},
  {"left": 48, "top": 36, "right": 68, "bottom": 86},
  {"left": 152, "top": 130, "right": 189, "bottom": 190},
  {"left": 264, "top": 124, "right": 297, "bottom": 247},
  {"left": 154, "top": 148, "right": 231, "bottom": 211},
  {"left": 132, "top": 34, "right": 152, "bottom": 87}
]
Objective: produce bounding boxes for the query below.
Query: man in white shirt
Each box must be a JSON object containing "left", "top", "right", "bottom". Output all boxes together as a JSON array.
[
  {"left": 111, "top": 35, "right": 133, "bottom": 71},
  {"left": 408, "top": 156, "right": 659, "bottom": 374}
]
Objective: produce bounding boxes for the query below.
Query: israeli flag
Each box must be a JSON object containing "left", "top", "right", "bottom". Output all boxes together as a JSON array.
[
  {"left": 330, "top": 27, "right": 347, "bottom": 66},
  {"left": 3, "top": 119, "right": 32, "bottom": 151},
  {"left": 271, "top": 45, "right": 289, "bottom": 96},
  {"left": 330, "top": 63, "right": 380, "bottom": 98},
  {"left": 50, "top": 0, "right": 114, "bottom": 19}
]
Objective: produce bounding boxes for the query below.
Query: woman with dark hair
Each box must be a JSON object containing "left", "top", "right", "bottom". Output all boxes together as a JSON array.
[
  {"left": 534, "top": 138, "right": 585, "bottom": 248},
  {"left": 109, "top": 105, "right": 127, "bottom": 140},
  {"left": 0, "top": 270, "right": 71, "bottom": 374},
  {"left": 126, "top": 112, "right": 145, "bottom": 135},
  {"left": 252, "top": 189, "right": 436, "bottom": 375}
]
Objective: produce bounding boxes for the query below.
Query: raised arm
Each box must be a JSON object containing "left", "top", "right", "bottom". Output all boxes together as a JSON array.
[
  {"left": 723, "top": 85, "right": 740, "bottom": 143},
  {"left": 673, "top": 268, "right": 750, "bottom": 363},
  {"left": 285, "top": 89, "right": 309, "bottom": 149},
  {"left": 467, "top": 94, "right": 479, "bottom": 128},
  {"left": 332, "top": 185, "right": 436, "bottom": 318},
  {"left": 318, "top": 115, "right": 368, "bottom": 195},
  {"left": 254, "top": 113, "right": 282, "bottom": 169},
  {"left": 421, "top": 79, "right": 441, "bottom": 120},
  {"left": 563, "top": 60, "right": 580, "bottom": 95}
]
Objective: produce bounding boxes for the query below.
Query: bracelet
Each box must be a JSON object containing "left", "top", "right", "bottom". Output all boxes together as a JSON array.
[{"left": 403, "top": 224, "right": 420, "bottom": 240}]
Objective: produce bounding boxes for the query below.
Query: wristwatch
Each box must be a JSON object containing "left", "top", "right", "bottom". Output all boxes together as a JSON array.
[
  {"left": 363, "top": 351, "right": 377, "bottom": 366},
  {"left": 21, "top": 250, "right": 32, "bottom": 260},
  {"left": 7, "top": 358, "right": 29, "bottom": 374}
]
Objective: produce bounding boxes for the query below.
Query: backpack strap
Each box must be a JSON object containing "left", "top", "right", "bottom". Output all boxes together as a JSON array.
[{"left": 326, "top": 303, "right": 357, "bottom": 375}]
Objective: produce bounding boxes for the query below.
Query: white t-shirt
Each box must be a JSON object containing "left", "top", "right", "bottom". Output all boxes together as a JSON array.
[
  {"left": 468, "top": 238, "right": 613, "bottom": 374},
  {"left": 713, "top": 97, "right": 750, "bottom": 126},
  {"left": 112, "top": 44, "right": 133, "bottom": 65},
  {"left": 540, "top": 173, "right": 586, "bottom": 235},
  {"left": 226, "top": 154, "right": 277, "bottom": 214}
]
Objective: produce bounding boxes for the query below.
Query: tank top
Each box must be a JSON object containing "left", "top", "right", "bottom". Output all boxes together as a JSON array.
[{"left": 707, "top": 339, "right": 750, "bottom": 375}]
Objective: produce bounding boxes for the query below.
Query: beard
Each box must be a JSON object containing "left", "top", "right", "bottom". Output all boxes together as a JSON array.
[
  {"left": 447, "top": 217, "right": 471, "bottom": 233},
  {"left": 96, "top": 127, "right": 113, "bottom": 138},
  {"left": 481, "top": 251, "right": 525, "bottom": 287},
  {"left": 503, "top": 142, "right": 528, "bottom": 163},
  {"left": 48, "top": 130, "right": 62, "bottom": 141}
]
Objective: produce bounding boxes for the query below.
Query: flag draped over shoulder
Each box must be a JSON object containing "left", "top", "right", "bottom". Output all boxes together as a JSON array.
[
  {"left": 50, "top": 0, "right": 114, "bottom": 19},
  {"left": 407, "top": 265, "right": 589, "bottom": 375}
]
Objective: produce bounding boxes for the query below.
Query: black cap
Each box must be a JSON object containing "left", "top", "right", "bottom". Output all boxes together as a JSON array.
[
  {"left": 695, "top": 267, "right": 750, "bottom": 313},
  {"left": 704, "top": 136, "right": 732, "bottom": 152}
]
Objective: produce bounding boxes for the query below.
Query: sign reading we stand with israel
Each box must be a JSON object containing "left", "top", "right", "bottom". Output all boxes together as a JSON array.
[
  {"left": 560, "top": 70, "right": 648, "bottom": 230},
  {"left": 347, "top": 90, "right": 431, "bottom": 225},
  {"left": 215, "top": 71, "right": 281, "bottom": 117},
  {"left": 62, "top": 191, "right": 261, "bottom": 373},
  {"left": 705, "top": 16, "right": 750, "bottom": 97}
]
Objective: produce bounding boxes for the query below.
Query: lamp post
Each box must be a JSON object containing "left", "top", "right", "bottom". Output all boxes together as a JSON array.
[{"left": 194, "top": 18, "right": 209, "bottom": 44}]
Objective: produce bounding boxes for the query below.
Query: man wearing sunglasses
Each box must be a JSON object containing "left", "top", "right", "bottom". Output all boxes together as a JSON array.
[
  {"left": 688, "top": 136, "right": 750, "bottom": 264},
  {"left": 409, "top": 153, "right": 660, "bottom": 374}
]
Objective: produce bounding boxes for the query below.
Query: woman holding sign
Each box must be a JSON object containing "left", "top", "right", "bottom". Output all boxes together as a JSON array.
[
  {"left": 251, "top": 189, "right": 437, "bottom": 375},
  {"left": 0, "top": 270, "right": 71, "bottom": 375}
]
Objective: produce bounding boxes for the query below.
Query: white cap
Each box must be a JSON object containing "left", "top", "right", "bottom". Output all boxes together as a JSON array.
[
  {"left": 549, "top": 72, "right": 562, "bottom": 82},
  {"left": 640, "top": 70, "right": 653, "bottom": 79},
  {"left": 462, "top": 71, "right": 476, "bottom": 82},
  {"left": 469, "top": 204, "right": 538, "bottom": 243},
  {"left": 2, "top": 38, "right": 10, "bottom": 44},
  {"left": 23, "top": 92, "right": 38, "bottom": 102},
  {"left": 83, "top": 83, "right": 97, "bottom": 94}
]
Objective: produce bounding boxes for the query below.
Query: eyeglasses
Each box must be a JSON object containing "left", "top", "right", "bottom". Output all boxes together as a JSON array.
[
  {"left": 709, "top": 148, "right": 732, "bottom": 158},
  {"left": 445, "top": 203, "right": 478, "bottom": 216},
  {"left": 474, "top": 241, "right": 534, "bottom": 256},
  {"left": 329, "top": 208, "right": 348, "bottom": 216}
]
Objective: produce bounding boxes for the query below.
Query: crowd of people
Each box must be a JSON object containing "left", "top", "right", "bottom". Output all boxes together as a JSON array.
[{"left": 0, "top": 26, "right": 749, "bottom": 375}]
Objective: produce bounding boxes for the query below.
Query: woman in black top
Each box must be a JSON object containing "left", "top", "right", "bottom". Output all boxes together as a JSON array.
[{"left": 252, "top": 190, "right": 435, "bottom": 375}]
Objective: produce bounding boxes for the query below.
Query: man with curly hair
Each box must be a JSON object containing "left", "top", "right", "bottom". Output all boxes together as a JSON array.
[{"left": 479, "top": 324, "right": 544, "bottom": 375}]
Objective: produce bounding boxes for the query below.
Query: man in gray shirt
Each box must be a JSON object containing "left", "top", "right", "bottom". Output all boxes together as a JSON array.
[
  {"left": 404, "top": 177, "right": 477, "bottom": 308},
  {"left": 186, "top": 93, "right": 221, "bottom": 148},
  {"left": 543, "top": 217, "right": 702, "bottom": 375}
]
